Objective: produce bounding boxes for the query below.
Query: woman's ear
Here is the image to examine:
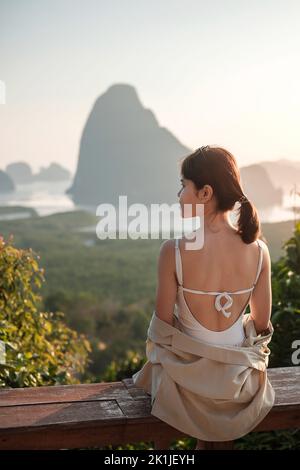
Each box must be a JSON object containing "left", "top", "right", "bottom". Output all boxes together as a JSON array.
[
  {"left": 197, "top": 184, "right": 212, "bottom": 202},
  {"left": 203, "top": 184, "right": 214, "bottom": 202}
]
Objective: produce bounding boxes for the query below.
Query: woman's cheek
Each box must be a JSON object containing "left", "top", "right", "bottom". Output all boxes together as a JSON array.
[
  {"left": 181, "top": 190, "right": 190, "bottom": 206},
  {"left": 179, "top": 190, "right": 186, "bottom": 206},
  {"left": 180, "top": 193, "right": 191, "bottom": 215}
]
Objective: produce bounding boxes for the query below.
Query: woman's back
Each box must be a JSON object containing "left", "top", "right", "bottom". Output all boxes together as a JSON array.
[{"left": 174, "top": 230, "right": 266, "bottom": 344}]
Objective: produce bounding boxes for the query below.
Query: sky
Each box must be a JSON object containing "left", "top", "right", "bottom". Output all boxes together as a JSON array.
[{"left": 0, "top": 0, "right": 300, "bottom": 174}]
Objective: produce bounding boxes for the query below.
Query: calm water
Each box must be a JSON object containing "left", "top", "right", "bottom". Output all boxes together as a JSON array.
[
  {"left": 0, "top": 180, "right": 76, "bottom": 217},
  {"left": 0, "top": 180, "right": 299, "bottom": 230}
]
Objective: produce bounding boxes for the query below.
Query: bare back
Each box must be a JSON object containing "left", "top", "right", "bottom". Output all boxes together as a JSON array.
[{"left": 176, "top": 231, "right": 271, "bottom": 333}]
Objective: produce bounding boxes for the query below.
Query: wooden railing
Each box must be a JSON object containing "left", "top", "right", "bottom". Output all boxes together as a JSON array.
[{"left": 0, "top": 366, "right": 299, "bottom": 450}]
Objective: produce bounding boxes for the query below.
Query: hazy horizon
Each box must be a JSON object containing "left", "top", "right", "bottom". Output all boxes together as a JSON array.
[{"left": 1, "top": 0, "right": 300, "bottom": 174}]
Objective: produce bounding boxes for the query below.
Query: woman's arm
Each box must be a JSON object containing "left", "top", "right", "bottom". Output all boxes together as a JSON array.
[
  {"left": 155, "top": 239, "right": 178, "bottom": 325},
  {"left": 249, "top": 239, "right": 273, "bottom": 334}
]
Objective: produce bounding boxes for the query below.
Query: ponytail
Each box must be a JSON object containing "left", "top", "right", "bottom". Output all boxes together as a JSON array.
[{"left": 236, "top": 196, "right": 260, "bottom": 244}]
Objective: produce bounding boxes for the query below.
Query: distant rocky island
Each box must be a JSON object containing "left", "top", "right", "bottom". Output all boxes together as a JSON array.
[
  {"left": 0, "top": 170, "right": 15, "bottom": 193},
  {"left": 5, "top": 162, "right": 32, "bottom": 184},
  {"left": 32, "top": 163, "right": 71, "bottom": 182},
  {"left": 3, "top": 162, "right": 71, "bottom": 188}
]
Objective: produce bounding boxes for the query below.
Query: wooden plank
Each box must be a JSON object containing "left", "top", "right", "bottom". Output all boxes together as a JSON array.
[
  {"left": 252, "top": 404, "right": 300, "bottom": 432},
  {"left": 0, "top": 421, "right": 185, "bottom": 450},
  {"left": 0, "top": 382, "right": 129, "bottom": 407},
  {"left": 122, "top": 378, "right": 151, "bottom": 399},
  {"left": 116, "top": 398, "right": 152, "bottom": 419},
  {"left": 0, "top": 400, "right": 125, "bottom": 430},
  {"left": 0, "top": 366, "right": 299, "bottom": 450}
]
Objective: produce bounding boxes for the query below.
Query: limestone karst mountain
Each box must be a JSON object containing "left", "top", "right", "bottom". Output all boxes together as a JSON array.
[{"left": 66, "top": 83, "right": 191, "bottom": 206}]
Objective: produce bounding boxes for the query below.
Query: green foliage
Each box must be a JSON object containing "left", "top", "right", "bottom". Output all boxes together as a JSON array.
[
  {"left": 100, "top": 350, "right": 146, "bottom": 382},
  {"left": 235, "top": 428, "right": 300, "bottom": 450},
  {"left": 77, "top": 300, "right": 152, "bottom": 381},
  {"left": 97, "top": 430, "right": 300, "bottom": 450},
  {"left": 269, "top": 220, "right": 300, "bottom": 367},
  {"left": 98, "top": 437, "right": 194, "bottom": 451},
  {"left": 0, "top": 235, "right": 91, "bottom": 387}
]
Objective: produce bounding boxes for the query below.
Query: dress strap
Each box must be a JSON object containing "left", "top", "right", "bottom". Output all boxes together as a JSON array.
[
  {"left": 253, "top": 239, "right": 264, "bottom": 287},
  {"left": 175, "top": 238, "right": 183, "bottom": 286}
]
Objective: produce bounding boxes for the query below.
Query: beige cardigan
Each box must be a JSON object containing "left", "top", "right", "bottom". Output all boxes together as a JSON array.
[{"left": 132, "top": 310, "right": 275, "bottom": 442}]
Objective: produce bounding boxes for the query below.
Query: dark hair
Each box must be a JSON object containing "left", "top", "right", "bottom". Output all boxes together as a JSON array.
[{"left": 179, "top": 145, "right": 261, "bottom": 244}]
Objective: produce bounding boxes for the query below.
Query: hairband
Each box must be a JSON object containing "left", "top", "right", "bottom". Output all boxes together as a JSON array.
[
  {"left": 196, "top": 145, "right": 210, "bottom": 157},
  {"left": 238, "top": 195, "right": 248, "bottom": 204}
]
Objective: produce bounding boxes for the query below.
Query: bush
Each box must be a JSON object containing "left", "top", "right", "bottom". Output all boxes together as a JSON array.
[
  {"left": 0, "top": 235, "right": 91, "bottom": 387},
  {"left": 269, "top": 220, "right": 300, "bottom": 367}
]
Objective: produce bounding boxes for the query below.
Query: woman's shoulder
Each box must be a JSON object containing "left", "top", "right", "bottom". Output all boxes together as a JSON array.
[
  {"left": 159, "top": 238, "right": 176, "bottom": 252},
  {"left": 157, "top": 239, "right": 177, "bottom": 274},
  {"left": 256, "top": 237, "right": 269, "bottom": 250},
  {"left": 158, "top": 239, "right": 177, "bottom": 262},
  {"left": 255, "top": 238, "right": 271, "bottom": 272}
]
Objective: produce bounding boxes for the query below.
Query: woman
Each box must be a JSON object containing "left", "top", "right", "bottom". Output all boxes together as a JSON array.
[{"left": 133, "top": 145, "right": 274, "bottom": 449}]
